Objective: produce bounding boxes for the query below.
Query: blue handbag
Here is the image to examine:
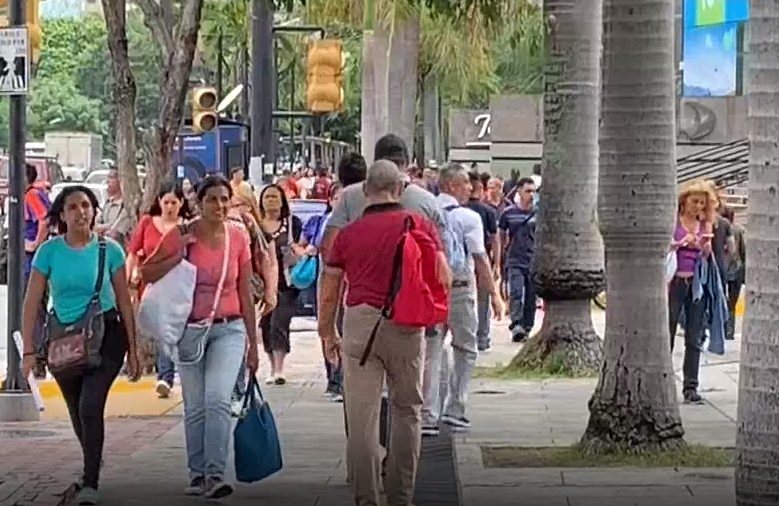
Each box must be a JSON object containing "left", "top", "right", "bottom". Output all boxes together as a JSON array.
[
  {"left": 290, "top": 255, "right": 318, "bottom": 289},
  {"left": 234, "top": 376, "right": 283, "bottom": 483}
]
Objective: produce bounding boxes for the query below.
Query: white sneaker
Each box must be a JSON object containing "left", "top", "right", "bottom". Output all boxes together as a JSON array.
[
  {"left": 331, "top": 393, "right": 344, "bottom": 403},
  {"left": 265, "top": 375, "right": 275, "bottom": 385},
  {"left": 156, "top": 381, "right": 171, "bottom": 399}
]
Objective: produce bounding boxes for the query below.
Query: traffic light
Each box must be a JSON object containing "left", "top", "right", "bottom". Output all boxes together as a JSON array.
[
  {"left": 191, "top": 86, "right": 218, "bottom": 133},
  {"left": 306, "top": 39, "right": 344, "bottom": 114},
  {"left": 0, "top": 0, "right": 42, "bottom": 63}
]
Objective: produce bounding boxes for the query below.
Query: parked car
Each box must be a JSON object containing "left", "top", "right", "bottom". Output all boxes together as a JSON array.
[
  {"left": 0, "top": 155, "right": 64, "bottom": 212},
  {"left": 289, "top": 199, "right": 328, "bottom": 317}
]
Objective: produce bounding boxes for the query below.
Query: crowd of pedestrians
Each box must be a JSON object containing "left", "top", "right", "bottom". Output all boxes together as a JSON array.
[{"left": 11, "top": 131, "right": 747, "bottom": 506}]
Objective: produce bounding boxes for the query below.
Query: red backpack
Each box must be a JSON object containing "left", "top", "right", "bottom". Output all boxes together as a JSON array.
[
  {"left": 311, "top": 177, "right": 332, "bottom": 200},
  {"left": 359, "top": 214, "right": 449, "bottom": 365}
]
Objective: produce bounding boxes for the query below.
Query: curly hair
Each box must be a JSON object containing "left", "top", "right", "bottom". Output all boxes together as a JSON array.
[{"left": 677, "top": 179, "right": 718, "bottom": 224}]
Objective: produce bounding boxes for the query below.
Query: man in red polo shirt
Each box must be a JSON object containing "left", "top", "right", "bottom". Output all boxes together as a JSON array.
[{"left": 318, "top": 159, "right": 448, "bottom": 506}]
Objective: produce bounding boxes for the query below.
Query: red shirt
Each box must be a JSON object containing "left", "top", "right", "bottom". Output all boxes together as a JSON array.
[
  {"left": 327, "top": 204, "right": 442, "bottom": 310},
  {"left": 310, "top": 176, "right": 332, "bottom": 200},
  {"left": 128, "top": 215, "right": 165, "bottom": 259}
]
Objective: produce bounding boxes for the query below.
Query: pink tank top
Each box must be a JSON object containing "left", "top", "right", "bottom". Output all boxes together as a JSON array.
[{"left": 674, "top": 220, "right": 702, "bottom": 274}]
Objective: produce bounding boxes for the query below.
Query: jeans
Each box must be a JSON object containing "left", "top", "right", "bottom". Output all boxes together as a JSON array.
[
  {"left": 668, "top": 276, "right": 705, "bottom": 392},
  {"left": 157, "top": 352, "right": 175, "bottom": 388},
  {"left": 422, "top": 280, "right": 478, "bottom": 424},
  {"left": 55, "top": 311, "right": 128, "bottom": 490},
  {"left": 179, "top": 319, "right": 247, "bottom": 480},
  {"left": 508, "top": 265, "right": 536, "bottom": 335},
  {"left": 476, "top": 284, "right": 491, "bottom": 351},
  {"left": 323, "top": 296, "right": 344, "bottom": 394}
]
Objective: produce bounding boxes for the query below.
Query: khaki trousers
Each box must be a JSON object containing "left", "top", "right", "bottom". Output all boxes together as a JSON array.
[{"left": 342, "top": 304, "right": 425, "bottom": 506}]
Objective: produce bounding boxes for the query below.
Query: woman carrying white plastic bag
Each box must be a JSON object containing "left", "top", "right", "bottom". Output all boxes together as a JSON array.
[{"left": 140, "top": 175, "right": 259, "bottom": 499}]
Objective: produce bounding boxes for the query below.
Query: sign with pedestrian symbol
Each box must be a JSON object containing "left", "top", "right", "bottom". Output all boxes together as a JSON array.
[{"left": 0, "top": 27, "right": 28, "bottom": 95}]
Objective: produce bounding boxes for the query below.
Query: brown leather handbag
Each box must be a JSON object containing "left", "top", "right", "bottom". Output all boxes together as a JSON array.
[{"left": 46, "top": 239, "right": 107, "bottom": 376}]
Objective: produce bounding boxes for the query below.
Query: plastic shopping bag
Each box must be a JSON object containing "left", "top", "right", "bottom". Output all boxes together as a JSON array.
[
  {"left": 136, "top": 259, "right": 197, "bottom": 359},
  {"left": 234, "top": 376, "right": 283, "bottom": 483}
]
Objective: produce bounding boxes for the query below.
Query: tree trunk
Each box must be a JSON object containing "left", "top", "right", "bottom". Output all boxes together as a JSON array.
[
  {"left": 138, "top": 0, "right": 205, "bottom": 211},
  {"left": 372, "top": 18, "right": 391, "bottom": 149},
  {"left": 101, "top": 0, "right": 141, "bottom": 219},
  {"left": 735, "top": 3, "right": 779, "bottom": 503},
  {"left": 580, "top": 0, "right": 685, "bottom": 452},
  {"left": 512, "top": 0, "right": 605, "bottom": 375},
  {"left": 422, "top": 73, "right": 442, "bottom": 164},
  {"left": 387, "top": 13, "right": 420, "bottom": 152}
]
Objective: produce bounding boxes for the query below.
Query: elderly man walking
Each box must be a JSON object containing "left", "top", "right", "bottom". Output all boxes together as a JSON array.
[
  {"left": 319, "top": 160, "right": 449, "bottom": 506},
  {"left": 422, "top": 163, "right": 505, "bottom": 436}
]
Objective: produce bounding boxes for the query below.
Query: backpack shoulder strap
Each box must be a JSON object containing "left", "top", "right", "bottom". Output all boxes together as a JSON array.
[{"left": 92, "top": 238, "right": 107, "bottom": 302}]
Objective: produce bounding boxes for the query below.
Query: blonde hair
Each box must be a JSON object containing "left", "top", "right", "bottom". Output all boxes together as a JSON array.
[
  {"left": 233, "top": 193, "right": 262, "bottom": 226},
  {"left": 678, "top": 179, "right": 718, "bottom": 224}
]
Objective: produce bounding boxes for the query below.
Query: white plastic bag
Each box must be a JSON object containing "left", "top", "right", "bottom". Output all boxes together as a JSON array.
[
  {"left": 137, "top": 259, "right": 198, "bottom": 360},
  {"left": 665, "top": 251, "right": 678, "bottom": 284}
]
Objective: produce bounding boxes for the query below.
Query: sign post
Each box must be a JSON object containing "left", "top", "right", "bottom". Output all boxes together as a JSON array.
[{"left": 0, "top": 13, "right": 37, "bottom": 422}]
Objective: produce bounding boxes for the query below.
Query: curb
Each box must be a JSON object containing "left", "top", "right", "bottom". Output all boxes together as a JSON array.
[{"left": 38, "top": 377, "right": 159, "bottom": 400}]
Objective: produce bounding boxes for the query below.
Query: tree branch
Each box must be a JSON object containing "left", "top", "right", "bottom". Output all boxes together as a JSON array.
[{"left": 135, "top": 0, "right": 175, "bottom": 59}]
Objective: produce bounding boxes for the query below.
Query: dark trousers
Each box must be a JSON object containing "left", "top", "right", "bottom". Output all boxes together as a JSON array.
[
  {"left": 668, "top": 277, "right": 705, "bottom": 392},
  {"left": 261, "top": 289, "right": 299, "bottom": 354},
  {"left": 507, "top": 265, "right": 537, "bottom": 333},
  {"left": 726, "top": 278, "right": 743, "bottom": 340},
  {"left": 54, "top": 311, "right": 128, "bottom": 490},
  {"left": 325, "top": 302, "right": 345, "bottom": 394}
]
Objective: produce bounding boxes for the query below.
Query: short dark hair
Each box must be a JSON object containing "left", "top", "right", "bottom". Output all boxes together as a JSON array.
[
  {"left": 468, "top": 171, "right": 481, "bottom": 186},
  {"left": 197, "top": 174, "right": 233, "bottom": 201},
  {"left": 25, "top": 163, "right": 37, "bottom": 185},
  {"left": 374, "top": 134, "right": 408, "bottom": 169},
  {"left": 479, "top": 172, "right": 491, "bottom": 189},
  {"left": 532, "top": 163, "right": 542, "bottom": 176},
  {"left": 338, "top": 151, "right": 367, "bottom": 186},
  {"left": 518, "top": 177, "right": 535, "bottom": 188}
]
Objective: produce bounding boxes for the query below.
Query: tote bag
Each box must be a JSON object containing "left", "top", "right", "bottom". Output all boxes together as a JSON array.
[{"left": 234, "top": 376, "right": 283, "bottom": 483}]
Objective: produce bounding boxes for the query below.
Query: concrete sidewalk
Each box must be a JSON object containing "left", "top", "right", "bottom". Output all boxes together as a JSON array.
[{"left": 0, "top": 311, "right": 741, "bottom": 506}]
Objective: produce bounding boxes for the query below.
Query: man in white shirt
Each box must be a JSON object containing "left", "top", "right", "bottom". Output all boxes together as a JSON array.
[{"left": 422, "top": 163, "right": 504, "bottom": 436}]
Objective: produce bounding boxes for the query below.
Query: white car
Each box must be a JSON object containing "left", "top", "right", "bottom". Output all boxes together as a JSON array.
[
  {"left": 85, "top": 169, "right": 110, "bottom": 185},
  {"left": 49, "top": 182, "right": 110, "bottom": 209}
]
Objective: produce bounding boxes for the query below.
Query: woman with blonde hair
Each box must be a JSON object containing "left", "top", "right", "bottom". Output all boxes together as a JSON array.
[{"left": 668, "top": 179, "right": 716, "bottom": 405}]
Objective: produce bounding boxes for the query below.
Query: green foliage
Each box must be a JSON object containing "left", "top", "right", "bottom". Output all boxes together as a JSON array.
[{"left": 28, "top": 79, "right": 106, "bottom": 140}]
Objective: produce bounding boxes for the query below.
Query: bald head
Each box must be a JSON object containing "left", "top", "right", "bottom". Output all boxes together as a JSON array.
[{"left": 364, "top": 159, "right": 403, "bottom": 202}]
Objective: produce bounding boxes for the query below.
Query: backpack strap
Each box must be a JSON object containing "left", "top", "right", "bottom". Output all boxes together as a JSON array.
[
  {"left": 359, "top": 214, "right": 414, "bottom": 366},
  {"left": 91, "top": 238, "right": 107, "bottom": 303}
]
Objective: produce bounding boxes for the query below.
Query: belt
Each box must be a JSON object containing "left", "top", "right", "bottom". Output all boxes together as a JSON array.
[
  {"left": 452, "top": 280, "right": 470, "bottom": 288},
  {"left": 188, "top": 314, "right": 242, "bottom": 325}
]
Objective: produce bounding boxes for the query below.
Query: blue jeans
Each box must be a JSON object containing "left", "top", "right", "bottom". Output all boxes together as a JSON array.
[
  {"left": 322, "top": 296, "right": 344, "bottom": 394},
  {"left": 179, "top": 319, "right": 247, "bottom": 480},
  {"left": 508, "top": 265, "right": 536, "bottom": 335},
  {"left": 157, "top": 353, "right": 175, "bottom": 387}
]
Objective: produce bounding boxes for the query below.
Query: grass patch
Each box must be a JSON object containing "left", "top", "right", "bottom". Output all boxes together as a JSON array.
[{"left": 481, "top": 444, "right": 734, "bottom": 468}]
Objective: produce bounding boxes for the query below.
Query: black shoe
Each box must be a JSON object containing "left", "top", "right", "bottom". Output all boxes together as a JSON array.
[
  {"left": 205, "top": 477, "right": 234, "bottom": 499},
  {"left": 184, "top": 476, "right": 206, "bottom": 496},
  {"left": 683, "top": 390, "right": 705, "bottom": 405},
  {"left": 512, "top": 329, "right": 527, "bottom": 343}
]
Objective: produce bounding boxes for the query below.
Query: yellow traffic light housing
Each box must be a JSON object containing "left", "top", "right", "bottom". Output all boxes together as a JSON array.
[
  {"left": 191, "top": 86, "right": 218, "bottom": 133},
  {"left": 306, "top": 39, "right": 344, "bottom": 114},
  {"left": 0, "top": 0, "right": 42, "bottom": 63}
]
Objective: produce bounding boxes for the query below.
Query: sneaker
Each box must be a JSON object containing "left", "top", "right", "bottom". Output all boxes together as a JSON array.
[
  {"left": 184, "top": 476, "right": 206, "bottom": 496},
  {"left": 204, "top": 477, "right": 234, "bottom": 499},
  {"left": 511, "top": 329, "right": 527, "bottom": 343},
  {"left": 441, "top": 414, "right": 471, "bottom": 431},
  {"left": 422, "top": 425, "right": 440, "bottom": 437},
  {"left": 324, "top": 389, "right": 335, "bottom": 398},
  {"left": 265, "top": 375, "right": 275, "bottom": 385},
  {"left": 683, "top": 390, "right": 705, "bottom": 405},
  {"left": 230, "top": 399, "right": 244, "bottom": 418},
  {"left": 155, "top": 381, "right": 171, "bottom": 399},
  {"left": 331, "top": 393, "right": 344, "bottom": 403},
  {"left": 76, "top": 486, "right": 99, "bottom": 505},
  {"left": 274, "top": 374, "right": 287, "bottom": 386}
]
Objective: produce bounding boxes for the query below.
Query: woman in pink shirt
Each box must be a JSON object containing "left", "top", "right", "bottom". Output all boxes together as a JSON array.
[{"left": 142, "top": 175, "right": 258, "bottom": 499}]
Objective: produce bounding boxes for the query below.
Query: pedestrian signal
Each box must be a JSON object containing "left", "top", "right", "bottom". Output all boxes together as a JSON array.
[
  {"left": 191, "top": 86, "right": 218, "bottom": 133},
  {"left": 306, "top": 39, "right": 344, "bottom": 114}
]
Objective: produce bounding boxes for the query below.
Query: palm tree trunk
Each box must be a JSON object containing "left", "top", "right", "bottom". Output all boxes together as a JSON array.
[
  {"left": 387, "top": 13, "right": 420, "bottom": 151},
  {"left": 510, "top": 0, "right": 605, "bottom": 375},
  {"left": 735, "top": 2, "right": 779, "bottom": 502},
  {"left": 361, "top": 31, "right": 377, "bottom": 162},
  {"left": 580, "top": 0, "right": 684, "bottom": 451},
  {"left": 422, "top": 73, "right": 442, "bottom": 164}
]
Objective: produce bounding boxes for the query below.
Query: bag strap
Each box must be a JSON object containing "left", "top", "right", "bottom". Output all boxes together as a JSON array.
[
  {"left": 206, "top": 222, "right": 231, "bottom": 322},
  {"left": 241, "top": 375, "right": 266, "bottom": 411},
  {"left": 92, "top": 238, "right": 107, "bottom": 302},
  {"left": 359, "top": 215, "right": 413, "bottom": 366}
]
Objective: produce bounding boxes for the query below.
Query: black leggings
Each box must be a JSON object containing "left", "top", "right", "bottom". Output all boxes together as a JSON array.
[
  {"left": 53, "top": 311, "right": 128, "bottom": 490},
  {"left": 261, "top": 289, "right": 299, "bottom": 354}
]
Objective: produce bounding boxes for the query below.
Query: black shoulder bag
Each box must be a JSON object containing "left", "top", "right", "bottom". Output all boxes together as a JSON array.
[{"left": 46, "top": 238, "right": 108, "bottom": 377}]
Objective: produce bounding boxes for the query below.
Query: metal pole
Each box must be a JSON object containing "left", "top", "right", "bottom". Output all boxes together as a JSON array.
[
  {"left": 251, "top": 0, "right": 274, "bottom": 176},
  {"left": 216, "top": 121, "right": 222, "bottom": 176},
  {"left": 2, "top": 0, "right": 26, "bottom": 393},
  {"left": 216, "top": 29, "right": 223, "bottom": 102}
]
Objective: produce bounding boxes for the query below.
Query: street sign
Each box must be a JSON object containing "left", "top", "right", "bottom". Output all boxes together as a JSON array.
[{"left": 0, "top": 27, "right": 28, "bottom": 95}]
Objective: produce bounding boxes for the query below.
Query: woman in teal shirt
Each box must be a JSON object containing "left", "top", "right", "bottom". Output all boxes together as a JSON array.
[{"left": 21, "top": 185, "right": 140, "bottom": 506}]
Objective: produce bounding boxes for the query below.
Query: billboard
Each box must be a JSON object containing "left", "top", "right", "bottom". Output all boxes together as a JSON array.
[
  {"left": 683, "top": 22, "right": 738, "bottom": 97},
  {"left": 684, "top": 0, "right": 748, "bottom": 27}
]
